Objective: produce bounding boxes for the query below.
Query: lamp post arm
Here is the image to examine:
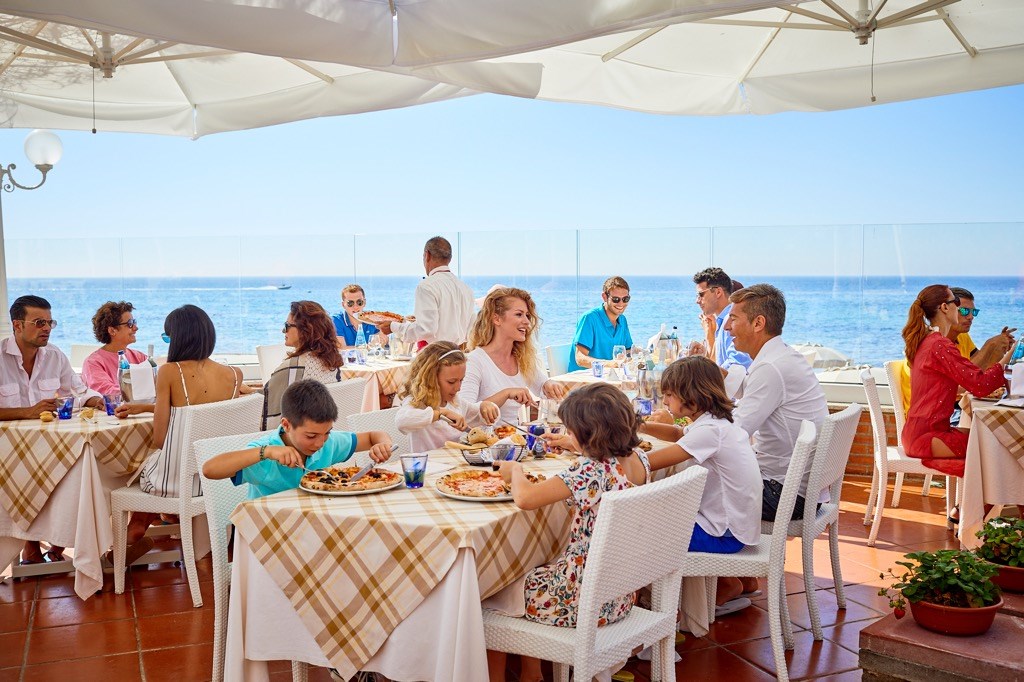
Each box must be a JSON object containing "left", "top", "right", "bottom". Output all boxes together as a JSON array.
[
  {"left": 0, "top": 163, "right": 53, "bottom": 192},
  {"left": 0, "top": 162, "right": 53, "bottom": 338}
]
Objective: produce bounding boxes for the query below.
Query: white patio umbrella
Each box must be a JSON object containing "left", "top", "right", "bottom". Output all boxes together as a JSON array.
[
  {"left": 792, "top": 343, "right": 852, "bottom": 369},
  {"left": 414, "top": 0, "right": 1024, "bottom": 114}
]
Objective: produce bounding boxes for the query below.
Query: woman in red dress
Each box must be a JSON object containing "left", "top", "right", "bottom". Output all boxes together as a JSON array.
[{"left": 901, "top": 284, "right": 1014, "bottom": 477}]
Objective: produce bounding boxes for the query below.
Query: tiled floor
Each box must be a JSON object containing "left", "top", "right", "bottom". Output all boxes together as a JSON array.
[{"left": 1, "top": 475, "right": 958, "bottom": 681}]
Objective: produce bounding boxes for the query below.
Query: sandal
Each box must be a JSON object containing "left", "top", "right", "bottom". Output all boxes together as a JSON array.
[
  {"left": 714, "top": 597, "right": 752, "bottom": 618},
  {"left": 43, "top": 549, "right": 66, "bottom": 563},
  {"left": 103, "top": 537, "right": 156, "bottom": 570}
]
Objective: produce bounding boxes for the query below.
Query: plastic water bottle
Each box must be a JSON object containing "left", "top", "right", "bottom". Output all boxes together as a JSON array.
[
  {"left": 1010, "top": 339, "right": 1024, "bottom": 365},
  {"left": 117, "top": 350, "right": 132, "bottom": 401},
  {"left": 669, "top": 326, "right": 681, "bottom": 362},
  {"left": 354, "top": 325, "right": 367, "bottom": 348}
]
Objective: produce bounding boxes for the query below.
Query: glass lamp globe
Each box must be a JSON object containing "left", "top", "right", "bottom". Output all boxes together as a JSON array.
[{"left": 24, "top": 129, "right": 63, "bottom": 167}]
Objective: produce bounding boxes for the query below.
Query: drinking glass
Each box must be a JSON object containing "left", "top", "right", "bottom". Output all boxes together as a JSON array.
[
  {"left": 56, "top": 394, "right": 74, "bottom": 420},
  {"left": 367, "top": 338, "right": 382, "bottom": 360},
  {"left": 401, "top": 454, "right": 428, "bottom": 489},
  {"left": 612, "top": 344, "right": 627, "bottom": 365},
  {"left": 102, "top": 393, "right": 122, "bottom": 416}
]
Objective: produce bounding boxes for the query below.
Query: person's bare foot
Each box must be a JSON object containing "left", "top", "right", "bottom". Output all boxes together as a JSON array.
[
  {"left": 21, "top": 540, "right": 44, "bottom": 564},
  {"left": 739, "top": 577, "right": 761, "bottom": 594},
  {"left": 716, "top": 577, "right": 743, "bottom": 606}
]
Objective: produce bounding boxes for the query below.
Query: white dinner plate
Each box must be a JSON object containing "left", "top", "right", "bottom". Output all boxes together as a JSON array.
[
  {"left": 300, "top": 479, "right": 404, "bottom": 496},
  {"left": 433, "top": 486, "right": 513, "bottom": 503}
]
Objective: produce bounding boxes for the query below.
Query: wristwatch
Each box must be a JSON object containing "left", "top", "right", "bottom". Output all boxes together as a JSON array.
[{"left": 259, "top": 444, "right": 267, "bottom": 461}]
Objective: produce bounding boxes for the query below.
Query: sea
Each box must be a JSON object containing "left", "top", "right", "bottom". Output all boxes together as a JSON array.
[{"left": 9, "top": 275, "right": 1024, "bottom": 368}]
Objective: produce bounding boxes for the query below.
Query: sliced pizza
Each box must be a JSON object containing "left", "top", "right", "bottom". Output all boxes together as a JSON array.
[{"left": 301, "top": 465, "right": 401, "bottom": 493}]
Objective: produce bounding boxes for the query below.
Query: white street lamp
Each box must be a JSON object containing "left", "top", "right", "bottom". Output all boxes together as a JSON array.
[{"left": 0, "top": 130, "right": 62, "bottom": 338}]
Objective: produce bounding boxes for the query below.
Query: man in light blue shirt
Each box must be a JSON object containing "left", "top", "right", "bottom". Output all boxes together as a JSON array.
[
  {"left": 202, "top": 380, "right": 393, "bottom": 499},
  {"left": 568, "top": 276, "right": 634, "bottom": 372},
  {"left": 693, "top": 268, "right": 752, "bottom": 372}
]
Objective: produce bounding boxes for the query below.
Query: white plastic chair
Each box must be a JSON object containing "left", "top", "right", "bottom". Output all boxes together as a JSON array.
[
  {"left": 680, "top": 420, "right": 817, "bottom": 682},
  {"left": 761, "top": 404, "right": 862, "bottom": 640},
  {"left": 256, "top": 344, "right": 289, "bottom": 384},
  {"left": 110, "top": 393, "right": 263, "bottom": 606},
  {"left": 346, "top": 407, "right": 409, "bottom": 459},
  {"left": 883, "top": 360, "right": 935, "bottom": 503},
  {"left": 325, "top": 377, "right": 368, "bottom": 428},
  {"left": 70, "top": 343, "right": 101, "bottom": 369},
  {"left": 545, "top": 343, "right": 572, "bottom": 378},
  {"left": 483, "top": 466, "right": 709, "bottom": 682},
  {"left": 862, "top": 370, "right": 952, "bottom": 546}
]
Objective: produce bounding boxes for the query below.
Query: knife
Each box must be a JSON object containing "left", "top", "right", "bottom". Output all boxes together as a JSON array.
[{"left": 348, "top": 444, "right": 400, "bottom": 483}]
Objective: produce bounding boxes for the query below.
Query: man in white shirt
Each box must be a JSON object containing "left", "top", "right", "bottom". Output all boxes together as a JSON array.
[
  {"left": 378, "top": 236, "right": 475, "bottom": 347},
  {"left": 2, "top": 295, "right": 103, "bottom": 564},
  {"left": 724, "top": 284, "right": 828, "bottom": 522}
]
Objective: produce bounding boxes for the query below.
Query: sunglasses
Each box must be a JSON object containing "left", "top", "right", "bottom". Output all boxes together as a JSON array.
[
  {"left": 957, "top": 306, "right": 980, "bottom": 318},
  {"left": 112, "top": 318, "right": 138, "bottom": 328},
  {"left": 282, "top": 323, "right": 298, "bottom": 333},
  {"left": 344, "top": 299, "right": 366, "bottom": 307},
  {"left": 608, "top": 295, "right": 631, "bottom": 304},
  {"left": 161, "top": 333, "right": 171, "bottom": 343},
  {"left": 696, "top": 287, "right": 720, "bottom": 299},
  {"left": 943, "top": 297, "right": 961, "bottom": 307},
  {"left": 22, "top": 318, "right": 57, "bottom": 329}
]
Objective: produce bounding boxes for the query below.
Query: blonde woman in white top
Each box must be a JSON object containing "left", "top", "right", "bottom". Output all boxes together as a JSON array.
[
  {"left": 459, "top": 287, "right": 566, "bottom": 426},
  {"left": 396, "top": 342, "right": 499, "bottom": 451}
]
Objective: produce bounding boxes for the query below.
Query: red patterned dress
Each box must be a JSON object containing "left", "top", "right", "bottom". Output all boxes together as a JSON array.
[{"left": 903, "top": 333, "right": 1006, "bottom": 476}]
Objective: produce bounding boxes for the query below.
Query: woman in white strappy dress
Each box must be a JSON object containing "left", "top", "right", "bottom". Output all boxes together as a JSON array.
[{"left": 118, "top": 305, "right": 249, "bottom": 563}]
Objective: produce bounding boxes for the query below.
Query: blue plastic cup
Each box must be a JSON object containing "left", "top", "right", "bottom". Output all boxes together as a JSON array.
[
  {"left": 401, "top": 454, "right": 428, "bottom": 489},
  {"left": 102, "top": 393, "right": 121, "bottom": 416},
  {"left": 57, "top": 396, "right": 74, "bottom": 420}
]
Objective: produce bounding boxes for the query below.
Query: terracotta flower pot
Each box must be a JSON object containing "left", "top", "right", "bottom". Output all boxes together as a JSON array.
[
  {"left": 989, "top": 562, "right": 1024, "bottom": 594},
  {"left": 908, "top": 597, "right": 1003, "bottom": 636}
]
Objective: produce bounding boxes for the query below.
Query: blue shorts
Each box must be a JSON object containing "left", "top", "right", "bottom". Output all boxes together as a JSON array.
[{"left": 688, "top": 524, "right": 745, "bottom": 553}]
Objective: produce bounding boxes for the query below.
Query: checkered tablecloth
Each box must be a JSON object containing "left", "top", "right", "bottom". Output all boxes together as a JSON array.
[
  {"left": 231, "top": 451, "right": 578, "bottom": 680},
  {"left": 340, "top": 358, "right": 413, "bottom": 410},
  {"left": 548, "top": 369, "right": 631, "bottom": 394},
  {"left": 0, "top": 415, "right": 153, "bottom": 530},
  {"left": 976, "top": 405, "right": 1024, "bottom": 467}
]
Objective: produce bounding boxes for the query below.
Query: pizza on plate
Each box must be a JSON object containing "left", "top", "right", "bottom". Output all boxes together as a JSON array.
[
  {"left": 357, "top": 310, "right": 406, "bottom": 326},
  {"left": 436, "top": 470, "right": 511, "bottom": 498},
  {"left": 301, "top": 465, "right": 401, "bottom": 492}
]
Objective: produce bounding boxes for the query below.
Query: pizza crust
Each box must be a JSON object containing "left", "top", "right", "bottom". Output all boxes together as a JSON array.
[{"left": 301, "top": 465, "right": 402, "bottom": 492}]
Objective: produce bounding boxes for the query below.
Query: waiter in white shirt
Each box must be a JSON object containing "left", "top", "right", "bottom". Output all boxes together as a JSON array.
[
  {"left": 724, "top": 284, "right": 828, "bottom": 523},
  {"left": 1, "top": 295, "right": 103, "bottom": 565},
  {"left": 377, "top": 236, "right": 475, "bottom": 348}
]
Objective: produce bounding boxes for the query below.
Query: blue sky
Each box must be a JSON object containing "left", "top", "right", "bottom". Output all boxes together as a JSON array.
[{"left": 1, "top": 83, "right": 1022, "bottom": 276}]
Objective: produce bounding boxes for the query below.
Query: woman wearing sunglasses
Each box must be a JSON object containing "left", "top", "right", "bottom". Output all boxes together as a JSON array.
[
  {"left": 82, "top": 301, "right": 157, "bottom": 402},
  {"left": 263, "top": 300, "right": 343, "bottom": 428},
  {"left": 901, "top": 284, "right": 1014, "bottom": 479},
  {"left": 567, "top": 275, "right": 634, "bottom": 372},
  {"left": 331, "top": 283, "right": 384, "bottom": 348}
]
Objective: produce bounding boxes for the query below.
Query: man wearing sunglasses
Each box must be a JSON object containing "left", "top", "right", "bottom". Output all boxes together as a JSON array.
[
  {"left": 331, "top": 284, "right": 381, "bottom": 348},
  {"left": 2, "top": 295, "right": 103, "bottom": 564},
  {"left": 691, "top": 267, "right": 752, "bottom": 373},
  {"left": 568, "top": 276, "right": 634, "bottom": 372}
]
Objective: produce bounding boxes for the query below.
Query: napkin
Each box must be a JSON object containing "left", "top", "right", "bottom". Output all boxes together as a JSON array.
[
  {"left": 1010, "top": 364, "right": 1024, "bottom": 398},
  {"left": 129, "top": 362, "right": 156, "bottom": 402}
]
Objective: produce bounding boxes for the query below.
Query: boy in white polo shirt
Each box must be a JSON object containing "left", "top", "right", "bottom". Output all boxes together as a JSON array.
[{"left": 642, "top": 356, "right": 762, "bottom": 616}]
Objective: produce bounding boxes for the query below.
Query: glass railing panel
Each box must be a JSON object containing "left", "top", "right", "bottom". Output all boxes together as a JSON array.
[
  {"left": 459, "top": 229, "right": 577, "bottom": 349},
  {"left": 577, "top": 227, "right": 713, "bottom": 350}
]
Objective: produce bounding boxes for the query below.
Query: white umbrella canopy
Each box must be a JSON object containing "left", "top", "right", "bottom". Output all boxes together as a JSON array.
[
  {"left": 792, "top": 343, "right": 852, "bottom": 369},
  {"left": 416, "top": 0, "right": 1024, "bottom": 115},
  {"left": 0, "top": 14, "right": 472, "bottom": 137}
]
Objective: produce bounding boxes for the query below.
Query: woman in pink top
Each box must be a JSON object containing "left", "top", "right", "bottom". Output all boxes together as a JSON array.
[
  {"left": 82, "top": 301, "right": 153, "bottom": 406},
  {"left": 901, "top": 285, "right": 1014, "bottom": 477}
]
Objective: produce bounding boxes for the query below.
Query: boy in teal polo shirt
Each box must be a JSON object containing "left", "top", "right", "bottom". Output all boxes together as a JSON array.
[{"left": 202, "top": 380, "right": 394, "bottom": 498}]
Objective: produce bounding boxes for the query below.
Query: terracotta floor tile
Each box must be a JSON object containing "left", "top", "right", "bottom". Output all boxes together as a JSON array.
[
  {"left": 825, "top": 584, "right": 892, "bottom": 613},
  {"left": 35, "top": 575, "right": 80, "bottom": 600},
  {"left": 896, "top": 537, "right": 960, "bottom": 552},
  {"left": 783, "top": 590, "right": 885, "bottom": 632},
  {"left": 141, "top": 643, "right": 213, "bottom": 682},
  {"left": 22, "top": 652, "right": 143, "bottom": 681},
  {"left": 676, "top": 644, "right": 776, "bottom": 681},
  {"left": 0, "top": 578, "right": 36, "bottom": 603},
  {"left": 138, "top": 609, "right": 216, "bottom": 650},
  {"left": 726, "top": 630, "right": 861, "bottom": 680},
  {"left": 821, "top": 620, "right": 875, "bottom": 655},
  {"left": 127, "top": 562, "right": 213, "bottom": 591},
  {"left": 0, "top": 668, "right": 20, "bottom": 682},
  {"left": 707, "top": 602, "right": 795, "bottom": 645},
  {"left": 33, "top": 592, "right": 134, "bottom": 628},
  {"left": 814, "top": 670, "right": 862, "bottom": 681},
  {"left": 27, "top": 619, "right": 138, "bottom": 664},
  {"left": 0, "top": 631, "right": 26, "bottom": 668},
  {"left": 0, "top": 601, "right": 32, "bottom": 633},
  {"left": 676, "top": 632, "right": 718, "bottom": 652},
  {"left": 133, "top": 581, "right": 214, "bottom": 617}
]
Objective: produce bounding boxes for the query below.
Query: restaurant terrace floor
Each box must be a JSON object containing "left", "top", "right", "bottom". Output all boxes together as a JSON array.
[{"left": 1, "top": 475, "right": 957, "bottom": 682}]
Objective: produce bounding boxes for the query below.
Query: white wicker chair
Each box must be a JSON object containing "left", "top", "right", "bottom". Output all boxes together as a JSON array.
[
  {"left": 883, "top": 360, "right": 935, "bottom": 504},
  {"left": 256, "top": 344, "right": 289, "bottom": 385},
  {"left": 482, "top": 466, "right": 709, "bottom": 682},
  {"left": 110, "top": 393, "right": 263, "bottom": 606},
  {"left": 70, "top": 342, "right": 101, "bottom": 369},
  {"left": 680, "top": 420, "right": 817, "bottom": 682},
  {"left": 761, "top": 404, "right": 861, "bottom": 640},
  {"left": 862, "top": 370, "right": 952, "bottom": 546},
  {"left": 326, "top": 377, "right": 368, "bottom": 429},
  {"left": 346, "top": 407, "right": 409, "bottom": 461},
  {"left": 545, "top": 343, "right": 572, "bottom": 378}
]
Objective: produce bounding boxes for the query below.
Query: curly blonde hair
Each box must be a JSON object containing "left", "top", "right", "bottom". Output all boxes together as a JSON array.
[
  {"left": 468, "top": 287, "right": 541, "bottom": 381},
  {"left": 398, "top": 341, "right": 467, "bottom": 409}
]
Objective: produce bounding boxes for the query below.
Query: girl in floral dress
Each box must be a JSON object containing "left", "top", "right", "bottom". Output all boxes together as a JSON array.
[{"left": 488, "top": 383, "right": 650, "bottom": 682}]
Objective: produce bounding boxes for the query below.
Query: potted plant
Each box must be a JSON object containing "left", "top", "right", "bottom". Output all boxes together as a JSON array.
[
  {"left": 878, "top": 549, "right": 1003, "bottom": 636},
  {"left": 975, "top": 516, "right": 1024, "bottom": 593}
]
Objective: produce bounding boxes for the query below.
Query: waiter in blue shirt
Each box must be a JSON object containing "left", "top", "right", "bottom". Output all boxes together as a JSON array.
[
  {"left": 331, "top": 284, "right": 379, "bottom": 347},
  {"left": 569, "top": 276, "right": 634, "bottom": 372}
]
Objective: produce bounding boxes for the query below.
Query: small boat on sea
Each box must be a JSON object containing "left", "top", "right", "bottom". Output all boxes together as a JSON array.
[{"left": 277, "top": 284, "right": 292, "bottom": 290}]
